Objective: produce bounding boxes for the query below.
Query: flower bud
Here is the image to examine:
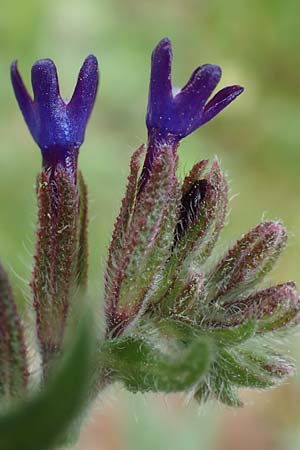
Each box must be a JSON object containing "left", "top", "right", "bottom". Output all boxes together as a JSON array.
[
  {"left": 213, "top": 282, "right": 300, "bottom": 331},
  {"left": 105, "top": 146, "right": 180, "bottom": 336},
  {"left": 149, "top": 159, "right": 228, "bottom": 309},
  {"left": 174, "top": 160, "right": 228, "bottom": 267},
  {"left": 205, "top": 221, "right": 287, "bottom": 303}
]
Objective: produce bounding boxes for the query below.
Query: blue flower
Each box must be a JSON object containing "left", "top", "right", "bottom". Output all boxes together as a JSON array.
[
  {"left": 146, "top": 38, "right": 243, "bottom": 142},
  {"left": 11, "top": 55, "right": 99, "bottom": 177}
]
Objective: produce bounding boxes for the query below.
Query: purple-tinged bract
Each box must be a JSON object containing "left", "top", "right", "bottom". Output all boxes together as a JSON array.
[
  {"left": 11, "top": 55, "right": 99, "bottom": 177},
  {"left": 146, "top": 38, "right": 243, "bottom": 142}
]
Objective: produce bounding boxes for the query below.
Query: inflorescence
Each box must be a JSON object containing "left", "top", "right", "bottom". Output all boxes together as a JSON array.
[{"left": 0, "top": 38, "right": 299, "bottom": 449}]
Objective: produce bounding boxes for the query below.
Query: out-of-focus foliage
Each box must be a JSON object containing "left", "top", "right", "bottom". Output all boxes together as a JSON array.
[
  {"left": 0, "top": 0, "right": 299, "bottom": 449},
  {"left": 0, "top": 312, "right": 95, "bottom": 450}
]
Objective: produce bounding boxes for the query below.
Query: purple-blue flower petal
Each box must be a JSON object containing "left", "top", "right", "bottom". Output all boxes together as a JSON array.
[
  {"left": 145, "top": 38, "right": 244, "bottom": 142},
  {"left": 176, "top": 64, "right": 222, "bottom": 109},
  {"left": 11, "top": 61, "right": 35, "bottom": 134},
  {"left": 31, "top": 59, "right": 62, "bottom": 106},
  {"left": 172, "top": 64, "right": 222, "bottom": 137},
  {"left": 31, "top": 59, "right": 67, "bottom": 149},
  {"left": 202, "top": 85, "right": 244, "bottom": 125},
  {"left": 67, "top": 55, "right": 99, "bottom": 143},
  {"left": 146, "top": 38, "right": 173, "bottom": 131},
  {"left": 11, "top": 55, "right": 99, "bottom": 171}
]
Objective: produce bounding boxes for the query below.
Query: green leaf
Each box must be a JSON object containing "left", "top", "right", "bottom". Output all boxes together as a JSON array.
[
  {"left": 150, "top": 318, "right": 256, "bottom": 348},
  {"left": 238, "top": 347, "right": 294, "bottom": 380},
  {"left": 212, "top": 375, "right": 243, "bottom": 407},
  {"left": 193, "top": 381, "right": 211, "bottom": 404},
  {"left": 149, "top": 318, "right": 199, "bottom": 342},
  {"left": 205, "top": 320, "right": 257, "bottom": 347},
  {"left": 0, "top": 313, "right": 94, "bottom": 450},
  {"left": 100, "top": 335, "right": 214, "bottom": 393},
  {"left": 194, "top": 377, "right": 243, "bottom": 407},
  {"left": 0, "top": 263, "right": 28, "bottom": 399},
  {"left": 218, "top": 349, "right": 277, "bottom": 389}
]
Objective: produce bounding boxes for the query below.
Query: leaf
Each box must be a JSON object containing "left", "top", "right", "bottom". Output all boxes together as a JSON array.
[
  {"left": 194, "top": 376, "right": 243, "bottom": 407},
  {"left": 0, "top": 263, "right": 28, "bottom": 398},
  {"left": 0, "top": 313, "right": 94, "bottom": 450},
  {"left": 238, "top": 347, "right": 295, "bottom": 380},
  {"left": 151, "top": 317, "right": 256, "bottom": 348},
  {"left": 218, "top": 349, "right": 279, "bottom": 389},
  {"left": 100, "top": 334, "right": 213, "bottom": 393},
  {"left": 213, "top": 377, "right": 243, "bottom": 407},
  {"left": 204, "top": 320, "right": 257, "bottom": 347}
]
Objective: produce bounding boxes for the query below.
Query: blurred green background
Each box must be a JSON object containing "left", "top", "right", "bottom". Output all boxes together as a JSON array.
[{"left": 0, "top": 0, "right": 299, "bottom": 449}]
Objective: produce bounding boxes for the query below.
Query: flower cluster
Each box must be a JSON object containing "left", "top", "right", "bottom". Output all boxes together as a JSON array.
[
  {"left": 103, "top": 40, "right": 299, "bottom": 405},
  {"left": 0, "top": 37, "right": 299, "bottom": 449}
]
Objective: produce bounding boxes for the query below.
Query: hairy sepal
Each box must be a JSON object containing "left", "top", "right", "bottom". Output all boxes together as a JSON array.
[
  {"left": 158, "top": 271, "right": 205, "bottom": 317},
  {"left": 31, "top": 169, "right": 80, "bottom": 372},
  {"left": 216, "top": 349, "right": 290, "bottom": 389},
  {"left": 105, "top": 145, "right": 145, "bottom": 303},
  {"left": 105, "top": 146, "right": 179, "bottom": 336}
]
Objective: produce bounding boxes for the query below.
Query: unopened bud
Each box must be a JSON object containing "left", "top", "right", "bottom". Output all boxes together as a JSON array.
[
  {"left": 205, "top": 221, "right": 287, "bottom": 303},
  {"left": 105, "top": 146, "right": 179, "bottom": 336}
]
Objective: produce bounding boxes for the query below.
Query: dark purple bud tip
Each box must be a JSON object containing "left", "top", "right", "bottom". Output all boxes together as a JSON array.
[
  {"left": 146, "top": 38, "right": 244, "bottom": 143},
  {"left": 11, "top": 55, "right": 99, "bottom": 177},
  {"left": 175, "top": 179, "right": 208, "bottom": 242}
]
